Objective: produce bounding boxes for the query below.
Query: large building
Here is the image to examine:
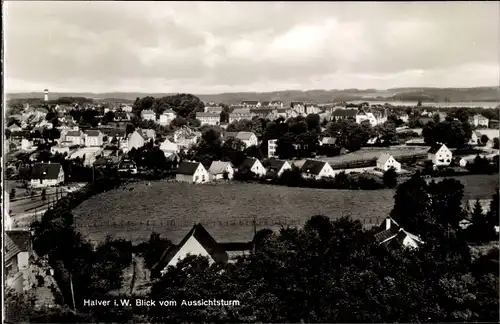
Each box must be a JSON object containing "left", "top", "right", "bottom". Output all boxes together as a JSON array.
[
  {"left": 30, "top": 162, "right": 65, "bottom": 188},
  {"left": 196, "top": 112, "right": 220, "bottom": 126}
]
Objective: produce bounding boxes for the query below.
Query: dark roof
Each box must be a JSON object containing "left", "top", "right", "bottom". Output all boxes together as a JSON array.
[
  {"left": 267, "top": 159, "right": 288, "bottom": 172},
  {"left": 65, "top": 130, "right": 82, "bottom": 137},
  {"left": 251, "top": 108, "right": 274, "bottom": 115},
  {"left": 428, "top": 143, "right": 445, "bottom": 154},
  {"left": 154, "top": 223, "right": 229, "bottom": 271},
  {"left": 300, "top": 159, "right": 327, "bottom": 175},
  {"left": 101, "top": 128, "right": 126, "bottom": 137},
  {"left": 10, "top": 131, "right": 30, "bottom": 138},
  {"left": 374, "top": 227, "right": 400, "bottom": 244},
  {"left": 332, "top": 109, "right": 358, "bottom": 117},
  {"left": 5, "top": 230, "right": 31, "bottom": 261},
  {"left": 176, "top": 161, "right": 201, "bottom": 175},
  {"left": 260, "top": 101, "right": 270, "bottom": 106},
  {"left": 218, "top": 242, "right": 253, "bottom": 251},
  {"left": 291, "top": 101, "right": 305, "bottom": 106},
  {"left": 196, "top": 112, "right": 220, "bottom": 118},
  {"left": 31, "top": 163, "right": 62, "bottom": 180},
  {"left": 85, "top": 130, "right": 102, "bottom": 137},
  {"left": 240, "top": 157, "right": 259, "bottom": 169}
]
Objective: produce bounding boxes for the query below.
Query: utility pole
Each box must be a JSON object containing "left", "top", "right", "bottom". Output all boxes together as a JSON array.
[{"left": 252, "top": 216, "right": 257, "bottom": 254}]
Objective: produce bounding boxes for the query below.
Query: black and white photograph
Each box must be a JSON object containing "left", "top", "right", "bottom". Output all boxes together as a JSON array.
[{"left": 2, "top": 1, "right": 500, "bottom": 323}]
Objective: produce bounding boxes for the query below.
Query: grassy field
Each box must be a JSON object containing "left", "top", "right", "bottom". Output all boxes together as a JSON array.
[
  {"left": 73, "top": 182, "right": 396, "bottom": 245},
  {"left": 318, "top": 146, "right": 429, "bottom": 167},
  {"left": 72, "top": 173, "right": 498, "bottom": 246}
]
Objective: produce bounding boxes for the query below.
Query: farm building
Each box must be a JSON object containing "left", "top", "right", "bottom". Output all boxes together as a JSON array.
[
  {"left": 176, "top": 161, "right": 210, "bottom": 183},
  {"left": 239, "top": 158, "right": 266, "bottom": 177},
  {"left": 208, "top": 161, "right": 234, "bottom": 180},
  {"left": 300, "top": 159, "right": 336, "bottom": 180},
  {"left": 153, "top": 223, "right": 252, "bottom": 276},
  {"left": 427, "top": 143, "right": 452, "bottom": 167},
  {"left": 265, "top": 159, "right": 292, "bottom": 178},
  {"left": 30, "top": 162, "right": 64, "bottom": 188},
  {"left": 374, "top": 217, "right": 423, "bottom": 249},
  {"left": 376, "top": 153, "right": 401, "bottom": 172}
]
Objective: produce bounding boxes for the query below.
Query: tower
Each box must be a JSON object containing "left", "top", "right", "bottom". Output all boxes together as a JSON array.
[{"left": 44, "top": 89, "right": 49, "bottom": 102}]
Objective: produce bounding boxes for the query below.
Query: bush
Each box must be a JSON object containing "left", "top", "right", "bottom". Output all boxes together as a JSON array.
[{"left": 382, "top": 168, "right": 398, "bottom": 188}]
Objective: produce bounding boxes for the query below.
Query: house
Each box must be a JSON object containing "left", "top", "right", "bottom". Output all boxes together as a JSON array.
[
  {"left": 208, "top": 161, "right": 234, "bottom": 180},
  {"left": 224, "top": 132, "right": 258, "bottom": 148},
  {"left": 20, "top": 139, "right": 33, "bottom": 151},
  {"left": 176, "top": 161, "right": 210, "bottom": 183},
  {"left": 376, "top": 153, "right": 402, "bottom": 172},
  {"left": 160, "top": 139, "right": 179, "bottom": 158},
  {"left": 34, "top": 107, "right": 48, "bottom": 119},
  {"left": 355, "top": 110, "right": 378, "bottom": 126},
  {"left": 239, "top": 158, "right": 266, "bottom": 177},
  {"left": 458, "top": 158, "right": 468, "bottom": 167},
  {"left": 5, "top": 230, "right": 33, "bottom": 293},
  {"left": 153, "top": 223, "right": 253, "bottom": 276},
  {"left": 173, "top": 127, "right": 201, "bottom": 150},
  {"left": 320, "top": 137, "right": 338, "bottom": 146},
  {"left": 290, "top": 101, "right": 306, "bottom": 115},
  {"left": 229, "top": 109, "right": 254, "bottom": 123},
  {"left": 427, "top": 143, "right": 452, "bottom": 166},
  {"left": 205, "top": 106, "right": 223, "bottom": 114},
  {"left": 30, "top": 162, "right": 64, "bottom": 188},
  {"left": 250, "top": 108, "right": 275, "bottom": 119},
  {"left": 240, "top": 100, "right": 261, "bottom": 108},
  {"left": 469, "top": 114, "right": 489, "bottom": 127},
  {"left": 8, "top": 124, "right": 23, "bottom": 132},
  {"left": 374, "top": 217, "right": 423, "bottom": 249},
  {"left": 10, "top": 131, "right": 30, "bottom": 142},
  {"left": 331, "top": 108, "right": 359, "bottom": 122},
  {"left": 300, "top": 159, "right": 336, "bottom": 180},
  {"left": 101, "top": 128, "right": 126, "bottom": 142},
  {"left": 265, "top": 159, "right": 292, "bottom": 178},
  {"left": 127, "top": 130, "right": 145, "bottom": 151},
  {"left": 65, "top": 130, "right": 85, "bottom": 146},
  {"left": 268, "top": 139, "right": 277, "bottom": 157},
  {"left": 84, "top": 130, "right": 104, "bottom": 147},
  {"left": 469, "top": 130, "right": 482, "bottom": 145},
  {"left": 269, "top": 100, "right": 284, "bottom": 108},
  {"left": 196, "top": 112, "right": 220, "bottom": 126},
  {"left": 122, "top": 105, "right": 133, "bottom": 113},
  {"left": 141, "top": 109, "right": 156, "bottom": 121},
  {"left": 118, "top": 160, "right": 138, "bottom": 174},
  {"left": 304, "top": 103, "right": 321, "bottom": 115},
  {"left": 159, "top": 109, "right": 176, "bottom": 126},
  {"left": 139, "top": 128, "right": 156, "bottom": 142}
]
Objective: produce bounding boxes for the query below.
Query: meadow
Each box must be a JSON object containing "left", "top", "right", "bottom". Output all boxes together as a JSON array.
[{"left": 72, "top": 173, "right": 498, "bottom": 245}]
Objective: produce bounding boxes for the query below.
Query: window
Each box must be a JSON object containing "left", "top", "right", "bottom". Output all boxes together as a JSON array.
[{"left": 195, "top": 176, "right": 199, "bottom": 182}]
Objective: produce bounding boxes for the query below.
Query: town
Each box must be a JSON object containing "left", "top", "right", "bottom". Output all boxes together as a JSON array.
[{"left": 4, "top": 90, "right": 500, "bottom": 322}]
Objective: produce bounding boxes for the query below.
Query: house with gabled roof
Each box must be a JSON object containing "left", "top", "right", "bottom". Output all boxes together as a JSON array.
[
  {"left": 376, "top": 153, "right": 401, "bottom": 172},
  {"left": 265, "top": 159, "right": 292, "bottom": 178},
  {"left": 176, "top": 161, "right": 210, "bottom": 183},
  {"left": 269, "top": 100, "right": 284, "bottom": 108},
  {"left": 240, "top": 100, "right": 261, "bottom": 108},
  {"left": 152, "top": 223, "right": 253, "bottom": 276},
  {"left": 229, "top": 109, "right": 254, "bottom": 123},
  {"left": 331, "top": 108, "right": 359, "bottom": 121},
  {"left": 30, "top": 162, "right": 64, "bottom": 188},
  {"left": 208, "top": 161, "right": 234, "bottom": 180},
  {"left": 224, "top": 131, "right": 258, "bottom": 148},
  {"left": 160, "top": 138, "right": 179, "bottom": 158},
  {"left": 239, "top": 157, "right": 266, "bottom": 177},
  {"left": 196, "top": 112, "right": 220, "bottom": 126},
  {"left": 300, "top": 159, "right": 336, "bottom": 180},
  {"left": 374, "top": 217, "right": 423, "bottom": 249},
  {"left": 84, "top": 130, "right": 104, "bottom": 147},
  {"left": 118, "top": 159, "right": 138, "bottom": 174},
  {"left": 127, "top": 130, "right": 145, "bottom": 151},
  {"left": 65, "top": 130, "right": 85, "bottom": 146},
  {"left": 141, "top": 109, "right": 156, "bottom": 121},
  {"left": 427, "top": 143, "right": 452, "bottom": 166},
  {"left": 159, "top": 109, "right": 176, "bottom": 126},
  {"left": 5, "top": 230, "right": 33, "bottom": 293},
  {"left": 8, "top": 124, "right": 23, "bottom": 132}
]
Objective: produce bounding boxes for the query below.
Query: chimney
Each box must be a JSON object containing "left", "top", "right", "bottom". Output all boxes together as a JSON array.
[{"left": 385, "top": 218, "right": 391, "bottom": 230}]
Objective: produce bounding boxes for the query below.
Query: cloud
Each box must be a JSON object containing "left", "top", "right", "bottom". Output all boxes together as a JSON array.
[{"left": 4, "top": 1, "right": 499, "bottom": 93}]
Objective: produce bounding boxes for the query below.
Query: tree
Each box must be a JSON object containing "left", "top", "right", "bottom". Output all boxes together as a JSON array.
[
  {"left": 125, "top": 123, "right": 135, "bottom": 136},
  {"left": 493, "top": 137, "right": 499, "bottom": 149},
  {"left": 41, "top": 189, "right": 47, "bottom": 201},
  {"left": 276, "top": 132, "right": 297, "bottom": 159},
  {"left": 10, "top": 188, "right": 16, "bottom": 200},
  {"left": 422, "top": 119, "right": 472, "bottom": 148},
  {"left": 480, "top": 135, "right": 489, "bottom": 145},
  {"left": 382, "top": 167, "right": 398, "bottom": 188}
]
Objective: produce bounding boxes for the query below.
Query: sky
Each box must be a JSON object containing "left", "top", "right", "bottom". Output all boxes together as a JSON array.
[{"left": 4, "top": 1, "right": 500, "bottom": 94}]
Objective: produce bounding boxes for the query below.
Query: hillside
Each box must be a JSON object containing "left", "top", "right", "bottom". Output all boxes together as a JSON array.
[{"left": 6, "top": 87, "right": 499, "bottom": 105}]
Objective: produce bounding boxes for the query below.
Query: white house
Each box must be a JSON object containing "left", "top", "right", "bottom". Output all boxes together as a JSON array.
[
  {"left": 239, "top": 158, "right": 266, "bottom": 177},
  {"left": 5, "top": 230, "right": 32, "bottom": 293},
  {"left": 8, "top": 124, "right": 22, "bottom": 132},
  {"left": 84, "top": 130, "right": 104, "bottom": 147},
  {"left": 196, "top": 112, "right": 220, "bottom": 126},
  {"left": 427, "top": 143, "right": 452, "bottom": 166},
  {"left": 225, "top": 132, "right": 258, "bottom": 148},
  {"left": 30, "top": 162, "right": 65, "bottom": 188},
  {"left": 240, "top": 101, "right": 261, "bottom": 108},
  {"left": 266, "top": 159, "right": 292, "bottom": 178},
  {"left": 268, "top": 139, "right": 277, "bottom": 157},
  {"left": 50, "top": 145, "right": 70, "bottom": 156},
  {"left": 159, "top": 110, "right": 176, "bottom": 126},
  {"left": 459, "top": 158, "right": 468, "bottom": 167},
  {"left": 127, "top": 130, "right": 145, "bottom": 151},
  {"left": 208, "top": 161, "right": 234, "bottom": 180},
  {"left": 376, "top": 153, "right": 402, "bottom": 172},
  {"left": 65, "top": 130, "right": 85, "bottom": 146},
  {"left": 374, "top": 217, "right": 423, "bottom": 249},
  {"left": 160, "top": 139, "right": 179, "bottom": 158},
  {"left": 176, "top": 161, "right": 210, "bottom": 183},
  {"left": 300, "top": 159, "right": 336, "bottom": 180},
  {"left": 141, "top": 109, "right": 156, "bottom": 121},
  {"left": 20, "top": 139, "right": 33, "bottom": 151},
  {"left": 469, "top": 114, "right": 489, "bottom": 127}
]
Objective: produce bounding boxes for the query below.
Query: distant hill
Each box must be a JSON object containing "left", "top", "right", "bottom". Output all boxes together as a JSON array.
[{"left": 6, "top": 87, "right": 499, "bottom": 105}]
